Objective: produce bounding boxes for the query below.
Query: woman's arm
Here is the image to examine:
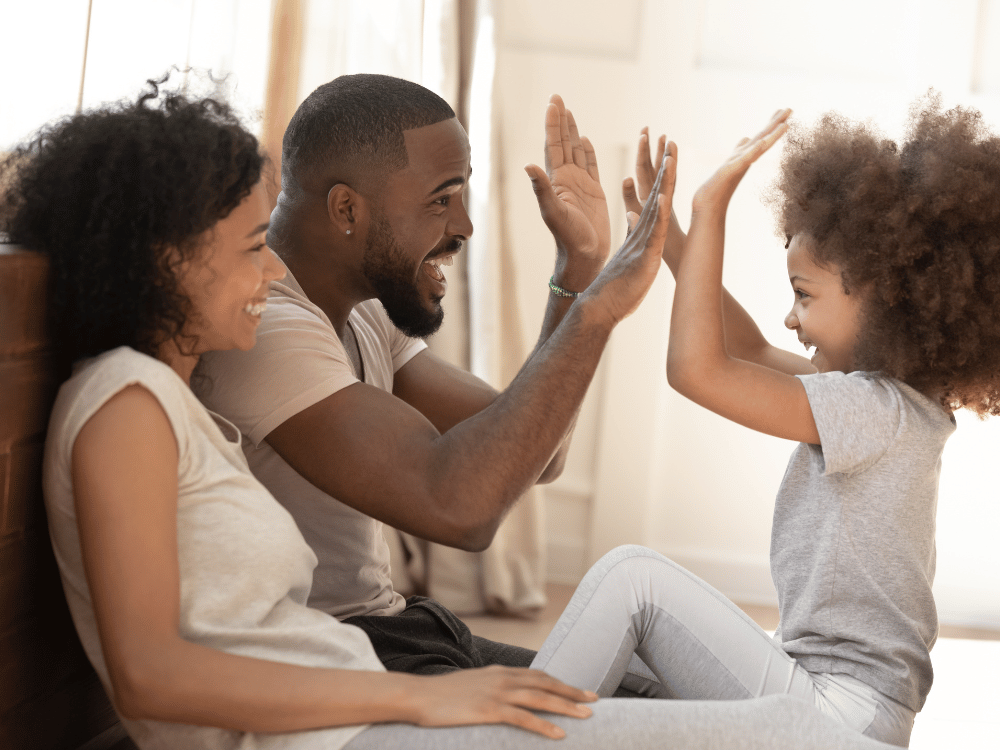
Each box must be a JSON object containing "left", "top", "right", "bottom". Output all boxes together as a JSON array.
[
  {"left": 665, "top": 111, "right": 821, "bottom": 445},
  {"left": 72, "top": 385, "right": 594, "bottom": 739},
  {"left": 624, "top": 129, "right": 815, "bottom": 377}
]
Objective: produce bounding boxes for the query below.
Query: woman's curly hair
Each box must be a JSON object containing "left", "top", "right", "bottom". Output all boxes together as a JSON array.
[
  {"left": 0, "top": 73, "right": 263, "bottom": 377},
  {"left": 771, "top": 94, "right": 1000, "bottom": 415}
]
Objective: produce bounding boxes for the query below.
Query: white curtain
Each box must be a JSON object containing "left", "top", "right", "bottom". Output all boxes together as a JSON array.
[
  {"left": 417, "top": 1, "right": 547, "bottom": 615},
  {"left": 296, "top": 0, "right": 546, "bottom": 615},
  {"left": 0, "top": 0, "right": 270, "bottom": 151}
]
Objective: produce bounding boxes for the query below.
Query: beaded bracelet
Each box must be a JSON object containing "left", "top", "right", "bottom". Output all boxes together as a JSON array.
[{"left": 548, "top": 275, "right": 582, "bottom": 298}]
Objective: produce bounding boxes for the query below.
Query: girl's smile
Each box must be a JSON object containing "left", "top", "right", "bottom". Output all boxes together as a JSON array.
[{"left": 783, "top": 235, "right": 865, "bottom": 375}]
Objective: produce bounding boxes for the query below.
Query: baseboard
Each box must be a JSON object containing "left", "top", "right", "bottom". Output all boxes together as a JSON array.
[{"left": 650, "top": 544, "right": 779, "bottom": 607}]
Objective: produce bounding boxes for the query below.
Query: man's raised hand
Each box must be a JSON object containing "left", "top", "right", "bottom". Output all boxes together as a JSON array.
[
  {"left": 583, "top": 148, "right": 675, "bottom": 326},
  {"left": 524, "top": 94, "right": 611, "bottom": 286}
]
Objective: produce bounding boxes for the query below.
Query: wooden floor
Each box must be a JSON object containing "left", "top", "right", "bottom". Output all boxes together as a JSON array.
[{"left": 464, "top": 583, "right": 1000, "bottom": 749}]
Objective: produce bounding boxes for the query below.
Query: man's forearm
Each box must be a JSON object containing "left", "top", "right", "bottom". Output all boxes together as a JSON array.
[
  {"left": 524, "top": 257, "right": 604, "bottom": 482},
  {"left": 425, "top": 294, "right": 614, "bottom": 549}
]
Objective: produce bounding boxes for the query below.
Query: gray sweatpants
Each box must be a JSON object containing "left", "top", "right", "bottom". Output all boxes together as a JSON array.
[
  {"left": 343, "top": 546, "right": 909, "bottom": 750},
  {"left": 529, "top": 545, "right": 916, "bottom": 747},
  {"left": 342, "top": 694, "right": 896, "bottom": 749}
]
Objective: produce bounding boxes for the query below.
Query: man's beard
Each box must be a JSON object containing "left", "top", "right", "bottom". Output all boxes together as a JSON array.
[{"left": 361, "top": 214, "right": 445, "bottom": 338}]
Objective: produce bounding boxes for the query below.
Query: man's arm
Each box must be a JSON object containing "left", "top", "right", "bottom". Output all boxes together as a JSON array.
[
  {"left": 524, "top": 94, "right": 611, "bottom": 343},
  {"left": 518, "top": 94, "right": 614, "bottom": 478},
  {"left": 265, "top": 156, "right": 674, "bottom": 552},
  {"left": 625, "top": 129, "right": 815, "bottom": 377}
]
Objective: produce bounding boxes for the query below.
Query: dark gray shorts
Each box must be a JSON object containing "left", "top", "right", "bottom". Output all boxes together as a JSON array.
[{"left": 343, "top": 596, "right": 536, "bottom": 675}]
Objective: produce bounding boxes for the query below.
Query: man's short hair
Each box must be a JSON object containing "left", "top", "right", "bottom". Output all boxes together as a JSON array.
[{"left": 282, "top": 73, "right": 456, "bottom": 193}]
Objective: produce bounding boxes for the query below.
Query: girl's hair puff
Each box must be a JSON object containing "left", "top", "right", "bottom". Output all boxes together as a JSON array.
[
  {"left": 0, "top": 72, "right": 264, "bottom": 377},
  {"left": 772, "top": 94, "right": 1000, "bottom": 415}
]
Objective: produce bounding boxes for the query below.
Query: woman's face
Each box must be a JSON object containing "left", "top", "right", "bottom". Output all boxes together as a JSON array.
[{"left": 177, "top": 182, "right": 285, "bottom": 356}]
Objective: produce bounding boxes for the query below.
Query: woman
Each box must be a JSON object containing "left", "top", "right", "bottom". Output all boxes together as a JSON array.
[{"left": 0, "top": 76, "right": 895, "bottom": 750}]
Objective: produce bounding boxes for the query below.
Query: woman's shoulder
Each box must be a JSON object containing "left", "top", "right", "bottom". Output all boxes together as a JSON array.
[
  {"left": 49, "top": 347, "right": 190, "bottom": 448},
  {"left": 66, "top": 347, "right": 183, "bottom": 404}
]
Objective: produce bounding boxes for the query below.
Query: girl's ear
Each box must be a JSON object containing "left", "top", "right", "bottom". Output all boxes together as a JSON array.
[{"left": 326, "top": 184, "right": 369, "bottom": 236}]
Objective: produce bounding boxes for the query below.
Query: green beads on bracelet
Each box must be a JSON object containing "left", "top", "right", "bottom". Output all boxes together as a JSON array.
[{"left": 548, "top": 276, "right": 582, "bottom": 298}]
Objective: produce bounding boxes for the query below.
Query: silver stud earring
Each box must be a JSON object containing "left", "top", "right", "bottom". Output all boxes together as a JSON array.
[{"left": 346, "top": 229, "right": 352, "bottom": 235}]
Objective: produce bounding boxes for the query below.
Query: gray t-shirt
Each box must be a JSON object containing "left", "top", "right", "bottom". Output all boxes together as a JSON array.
[
  {"left": 44, "top": 347, "right": 385, "bottom": 750},
  {"left": 772, "top": 371, "right": 955, "bottom": 712}
]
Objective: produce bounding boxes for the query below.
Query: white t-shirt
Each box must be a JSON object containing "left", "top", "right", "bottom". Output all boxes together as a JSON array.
[
  {"left": 44, "top": 347, "right": 385, "bottom": 750},
  {"left": 773, "top": 371, "right": 955, "bottom": 712},
  {"left": 196, "top": 264, "right": 426, "bottom": 619}
]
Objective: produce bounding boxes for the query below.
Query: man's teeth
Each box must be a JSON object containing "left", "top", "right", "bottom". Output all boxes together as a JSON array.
[
  {"left": 425, "top": 256, "right": 455, "bottom": 269},
  {"left": 424, "top": 256, "right": 454, "bottom": 281},
  {"left": 245, "top": 301, "right": 267, "bottom": 316}
]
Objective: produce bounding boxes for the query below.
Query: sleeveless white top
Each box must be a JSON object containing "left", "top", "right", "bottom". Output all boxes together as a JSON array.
[{"left": 43, "top": 347, "right": 384, "bottom": 750}]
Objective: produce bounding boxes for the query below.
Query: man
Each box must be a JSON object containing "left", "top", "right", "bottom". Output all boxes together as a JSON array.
[{"left": 197, "top": 73, "right": 669, "bottom": 674}]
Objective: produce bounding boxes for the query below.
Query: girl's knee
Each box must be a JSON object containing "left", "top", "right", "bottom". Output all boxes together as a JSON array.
[
  {"left": 602, "top": 545, "right": 671, "bottom": 566},
  {"left": 586, "top": 545, "right": 674, "bottom": 583}
]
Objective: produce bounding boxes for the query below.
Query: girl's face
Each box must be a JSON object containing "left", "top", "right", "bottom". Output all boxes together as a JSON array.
[
  {"left": 783, "top": 235, "right": 864, "bottom": 374},
  {"left": 177, "top": 182, "right": 286, "bottom": 356}
]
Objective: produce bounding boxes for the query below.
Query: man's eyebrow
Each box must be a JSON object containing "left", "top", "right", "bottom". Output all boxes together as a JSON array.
[
  {"left": 246, "top": 221, "right": 270, "bottom": 238},
  {"left": 427, "top": 176, "right": 467, "bottom": 197}
]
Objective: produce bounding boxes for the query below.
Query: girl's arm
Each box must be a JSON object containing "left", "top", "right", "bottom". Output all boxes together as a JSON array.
[
  {"left": 625, "top": 131, "right": 815, "bottom": 377},
  {"left": 72, "top": 385, "right": 594, "bottom": 739},
  {"left": 665, "top": 111, "right": 821, "bottom": 445}
]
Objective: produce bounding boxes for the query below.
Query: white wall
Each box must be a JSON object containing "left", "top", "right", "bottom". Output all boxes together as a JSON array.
[{"left": 495, "top": 0, "right": 1000, "bottom": 629}]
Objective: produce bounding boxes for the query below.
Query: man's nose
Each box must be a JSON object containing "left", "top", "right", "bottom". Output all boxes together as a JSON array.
[{"left": 448, "top": 198, "right": 473, "bottom": 240}]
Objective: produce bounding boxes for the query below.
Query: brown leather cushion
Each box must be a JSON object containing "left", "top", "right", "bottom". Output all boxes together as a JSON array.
[{"left": 0, "top": 245, "right": 132, "bottom": 750}]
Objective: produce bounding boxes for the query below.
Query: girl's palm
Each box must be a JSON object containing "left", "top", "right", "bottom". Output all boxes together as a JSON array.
[{"left": 694, "top": 109, "right": 791, "bottom": 212}]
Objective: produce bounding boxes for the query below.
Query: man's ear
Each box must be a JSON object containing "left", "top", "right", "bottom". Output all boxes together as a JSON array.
[{"left": 327, "top": 183, "right": 368, "bottom": 235}]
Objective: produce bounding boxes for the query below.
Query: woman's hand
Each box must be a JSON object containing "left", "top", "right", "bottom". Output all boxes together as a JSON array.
[{"left": 409, "top": 666, "right": 598, "bottom": 740}]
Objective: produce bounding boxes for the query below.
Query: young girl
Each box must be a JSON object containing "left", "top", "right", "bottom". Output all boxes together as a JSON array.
[{"left": 529, "top": 99, "right": 1000, "bottom": 748}]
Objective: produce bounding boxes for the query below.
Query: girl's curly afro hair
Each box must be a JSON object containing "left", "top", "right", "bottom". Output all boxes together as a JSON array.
[
  {"left": 0, "top": 73, "right": 264, "bottom": 377},
  {"left": 772, "top": 94, "right": 1000, "bottom": 415}
]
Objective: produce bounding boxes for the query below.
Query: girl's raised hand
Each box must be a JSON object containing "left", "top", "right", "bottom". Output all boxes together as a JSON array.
[
  {"left": 693, "top": 109, "right": 791, "bottom": 213},
  {"left": 408, "top": 666, "right": 598, "bottom": 739},
  {"left": 622, "top": 127, "right": 667, "bottom": 215}
]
